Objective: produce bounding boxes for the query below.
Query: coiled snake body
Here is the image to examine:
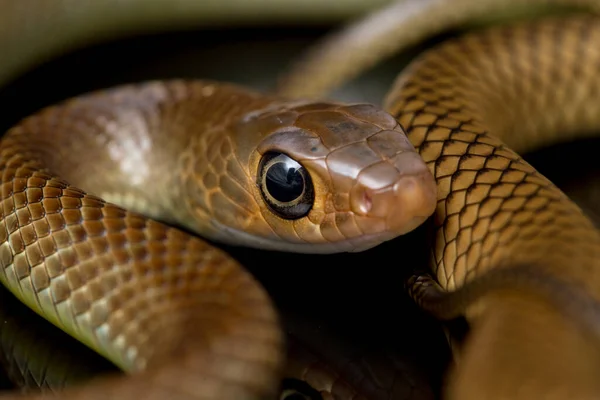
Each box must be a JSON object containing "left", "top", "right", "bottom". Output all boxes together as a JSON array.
[{"left": 3, "top": 0, "right": 600, "bottom": 399}]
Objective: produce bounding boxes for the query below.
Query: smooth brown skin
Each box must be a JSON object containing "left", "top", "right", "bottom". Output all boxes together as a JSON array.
[{"left": 0, "top": 80, "right": 436, "bottom": 400}]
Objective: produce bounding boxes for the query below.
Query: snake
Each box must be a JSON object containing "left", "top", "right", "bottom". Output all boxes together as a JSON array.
[
  {"left": 3, "top": 0, "right": 600, "bottom": 399},
  {"left": 0, "top": 283, "right": 440, "bottom": 400}
]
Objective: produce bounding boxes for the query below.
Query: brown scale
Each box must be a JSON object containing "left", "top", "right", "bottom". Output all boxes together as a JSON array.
[
  {"left": 3, "top": 1, "right": 600, "bottom": 399},
  {"left": 0, "top": 75, "right": 437, "bottom": 399},
  {"left": 384, "top": 16, "right": 600, "bottom": 400}
]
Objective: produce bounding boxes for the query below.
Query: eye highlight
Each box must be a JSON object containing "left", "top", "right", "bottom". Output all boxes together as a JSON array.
[
  {"left": 258, "top": 152, "right": 314, "bottom": 219},
  {"left": 279, "top": 378, "right": 323, "bottom": 400}
]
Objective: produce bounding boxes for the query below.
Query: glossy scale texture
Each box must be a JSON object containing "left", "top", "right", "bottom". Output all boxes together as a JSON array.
[
  {"left": 0, "top": 79, "right": 435, "bottom": 399},
  {"left": 4, "top": 0, "right": 600, "bottom": 399}
]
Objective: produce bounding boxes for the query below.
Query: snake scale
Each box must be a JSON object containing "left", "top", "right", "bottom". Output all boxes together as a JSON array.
[{"left": 3, "top": 0, "right": 600, "bottom": 399}]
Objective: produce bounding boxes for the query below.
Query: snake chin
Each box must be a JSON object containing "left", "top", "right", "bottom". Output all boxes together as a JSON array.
[{"left": 208, "top": 219, "right": 401, "bottom": 254}]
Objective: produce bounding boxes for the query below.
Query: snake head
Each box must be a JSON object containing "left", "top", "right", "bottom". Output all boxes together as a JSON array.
[{"left": 200, "top": 99, "right": 437, "bottom": 253}]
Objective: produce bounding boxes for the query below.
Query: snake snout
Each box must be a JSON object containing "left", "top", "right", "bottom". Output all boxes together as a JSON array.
[
  {"left": 389, "top": 170, "right": 437, "bottom": 233},
  {"left": 350, "top": 159, "right": 437, "bottom": 236}
]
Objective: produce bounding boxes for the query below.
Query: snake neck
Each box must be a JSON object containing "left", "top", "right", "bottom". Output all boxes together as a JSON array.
[{"left": 5, "top": 80, "right": 281, "bottom": 235}]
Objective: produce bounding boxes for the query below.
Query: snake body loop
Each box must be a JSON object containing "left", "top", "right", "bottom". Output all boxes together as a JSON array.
[
  {"left": 385, "top": 15, "right": 600, "bottom": 295},
  {"left": 383, "top": 15, "right": 600, "bottom": 399},
  {"left": 0, "top": 79, "right": 436, "bottom": 399},
  {"left": 0, "top": 81, "right": 287, "bottom": 400},
  {"left": 3, "top": 1, "right": 600, "bottom": 399}
]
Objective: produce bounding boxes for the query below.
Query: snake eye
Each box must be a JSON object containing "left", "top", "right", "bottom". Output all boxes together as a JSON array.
[
  {"left": 279, "top": 378, "right": 322, "bottom": 400},
  {"left": 258, "top": 152, "right": 314, "bottom": 219}
]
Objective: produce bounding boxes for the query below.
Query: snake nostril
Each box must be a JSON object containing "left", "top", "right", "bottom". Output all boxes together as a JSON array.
[
  {"left": 350, "top": 185, "right": 376, "bottom": 216},
  {"left": 360, "top": 190, "right": 373, "bottom": 214}
]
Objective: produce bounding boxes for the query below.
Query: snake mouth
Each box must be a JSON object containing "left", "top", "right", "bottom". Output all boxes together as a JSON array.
[{"left": 208, "top": 219, "right": 413, "bottom": 254}]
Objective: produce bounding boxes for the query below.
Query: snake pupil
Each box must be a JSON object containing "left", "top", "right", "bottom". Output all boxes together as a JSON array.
[
  {"left": 266, "top": 162, "right": 304, "bottom": 202},
  {"left": 258, "top": 152, "right": 314, "bottom": 220},
  {"left": 279, "top": 378, "right": 322, "bottom": 400},
  {"left": 283, "top": 394, "right": 308, "bottom": 400}
]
